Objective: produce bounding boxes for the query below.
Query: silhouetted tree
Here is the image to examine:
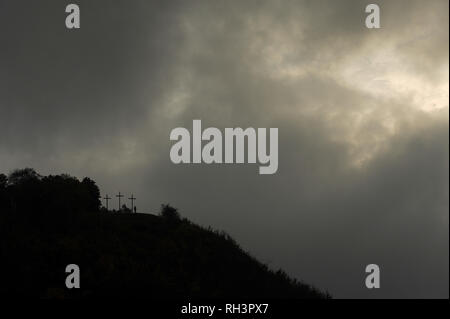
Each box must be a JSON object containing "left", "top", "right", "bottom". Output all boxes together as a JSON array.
[
  {"left": 0, "top": 173, "right": 7, "bottom": 189},
  {"left": 7, "top": 168, "right": 40, "bottom": 186},
  {"left": 7, "top": 168, "right": 42, "bottom": 218},
  {"left": 160, "top": 204, "right": 181, "bottom": 223},
  {"left": 0, "top": 173, "right": 8, "bottom": 218},
  {"left": 81, "top": 177, "right": 101, "bottom": 212}
]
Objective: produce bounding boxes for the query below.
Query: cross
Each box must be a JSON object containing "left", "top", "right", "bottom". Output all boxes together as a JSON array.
[
  {"left": 103, "top": 194, "right": 111, "bottom": 210},
  {"left": 116, "top": 192, "right": 124, "bottom": 210},
  {"left": 129, "top": 194, "right": 136, "bottom": 213}
]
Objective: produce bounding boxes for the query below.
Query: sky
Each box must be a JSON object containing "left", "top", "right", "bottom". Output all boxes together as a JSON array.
[{"left": 0, "top": 0, "right": 448, "bottom": 298}]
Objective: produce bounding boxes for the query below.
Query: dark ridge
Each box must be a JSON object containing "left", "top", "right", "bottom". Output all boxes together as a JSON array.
[{"left": 0, "top": 168, "right": 329, "bottom": 299}]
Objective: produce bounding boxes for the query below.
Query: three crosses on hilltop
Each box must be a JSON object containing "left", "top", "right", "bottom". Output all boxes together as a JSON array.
[{"left": 103, "top": 192, "right": 137, "bottom": 213}]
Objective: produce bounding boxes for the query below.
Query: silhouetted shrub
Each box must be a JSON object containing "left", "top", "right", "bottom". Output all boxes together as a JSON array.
[{"left": 120, "top": 204, "right": 132, "bottom": 213}]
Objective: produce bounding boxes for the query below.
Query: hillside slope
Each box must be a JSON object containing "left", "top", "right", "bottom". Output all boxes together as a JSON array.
[
  {"left": 0, "top": 169, "right": 327, "bottom": 299},
  {"left": 1, "top": 210, "right": 327, "bottom": 299}
]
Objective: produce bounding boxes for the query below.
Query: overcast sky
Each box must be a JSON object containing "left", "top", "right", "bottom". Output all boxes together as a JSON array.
[{"left": 0, "top": 0, "right": 448, "bottom": 298}]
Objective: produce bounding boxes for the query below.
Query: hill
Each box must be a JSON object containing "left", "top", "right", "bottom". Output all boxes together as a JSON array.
[{"left": 0, "top": 169, "right": 327, "bottom": 298}]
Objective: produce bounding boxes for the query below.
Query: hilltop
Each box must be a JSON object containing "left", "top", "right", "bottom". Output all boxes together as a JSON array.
[{"left": 0, "top": 169, "right": 327, "bottom": 298}]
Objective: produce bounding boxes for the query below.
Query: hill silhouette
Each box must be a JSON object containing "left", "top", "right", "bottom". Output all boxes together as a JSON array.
[{"left": 0, "top": 168, "right": 328, "bottom": 298}]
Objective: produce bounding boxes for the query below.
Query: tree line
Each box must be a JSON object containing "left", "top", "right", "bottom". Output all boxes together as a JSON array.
[{"left": 0, "top": 168, "right": 100, "bottom": 227}]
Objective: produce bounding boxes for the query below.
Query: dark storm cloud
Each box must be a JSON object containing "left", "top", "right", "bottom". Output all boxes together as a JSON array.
[
  {"left": 0, "top": 0, "right": 185, "bottom": 157},
  {"left": 0, "top": 0, "right": 448, "bottom": 297}
]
